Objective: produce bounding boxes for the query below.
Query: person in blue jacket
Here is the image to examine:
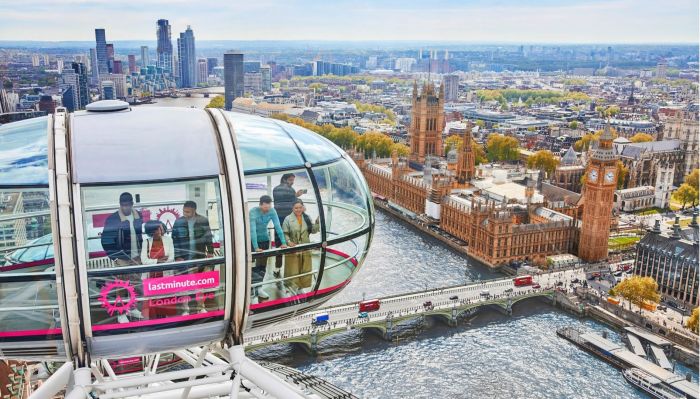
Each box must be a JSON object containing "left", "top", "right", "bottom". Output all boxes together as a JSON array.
[{"left": 249, "top": 195, "right": 287, "bottom": 301}]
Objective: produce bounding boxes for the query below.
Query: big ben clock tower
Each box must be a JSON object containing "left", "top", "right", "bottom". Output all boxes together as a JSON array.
[{"left": 579, "top": 122, "right": 618, "bottom": 262}]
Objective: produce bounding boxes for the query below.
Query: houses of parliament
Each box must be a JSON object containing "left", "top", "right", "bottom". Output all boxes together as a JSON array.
[{"left": 356, "top": 81, "right": 616, "bottom": 268}]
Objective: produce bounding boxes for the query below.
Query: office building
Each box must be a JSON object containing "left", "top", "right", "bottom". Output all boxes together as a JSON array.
[
  {"left": 128, "top": 55, "right": 137, "bottom": 74},
  {"left": 99, "top": 74, "right": 127, "bottom": 99},
  {"left": 443, "top": 74, "right": 459, "bottom": 102},
  {"left": 112, "top": 60, "right": 123, "bottom": 74},
  {"left": 71, "top": 62, "right": 89, "bottom": 110},
  {"left": 37, "top": 95, "right": 56, "bottom": 114},
  {"left": 224, "top": 51, "right": 244, "bottom": 110},
  {"left": 244, "top": 72, "right": 262, "bottom": 95},
  {"left": 260, "top": 65, "right": 271, "bottom": 92},
  {"left": 636, "top": 215, "right": 698, "bottom": 307},
  {"left": 140, "top": 46, "right": 149, "bottom": 67},
  {"left": 89, "top": 48, "right": 99, "bottom": 83},
  {"left": 206, "top": 57, "right": 218, "bottom": 75},
  {"left": 156, "top": 19, "right": 174, "bottom": 74},
  {"left": 197, "top": 58, "right": 208, "bottom": 85},
  {"left": 244, "top": 61, "right": 261, "bottom": 74},
  {"left": 177, "top": 26, "right": 197, "bottom": 88},
  {"left": 106, "top": 43, "right": 115, "bottom": 73},
  {"left": 94, "top": 28, "right": 108, "bottom": 75},
  {"left": 100, "top": 81, "right": 115, "bottom": 100}
]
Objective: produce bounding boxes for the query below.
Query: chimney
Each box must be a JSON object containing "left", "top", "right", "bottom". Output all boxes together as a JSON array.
[{"left": 651, "top": 219, "right": 661, "bottom": 234}]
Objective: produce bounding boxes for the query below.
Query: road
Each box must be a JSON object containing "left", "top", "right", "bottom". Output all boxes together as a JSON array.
[{"left": 244, "top": 268, "right": 588, "bottom": 346}]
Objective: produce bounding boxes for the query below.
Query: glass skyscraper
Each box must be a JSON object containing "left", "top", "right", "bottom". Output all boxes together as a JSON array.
[
  {"left": 156, "top": 19, "right": 173, "bottom": 74},
  {"left": 224, "top": 51, "right": 244, "bottom": 111},
  {"left": 94, "top": 28, "right": 108, "bottom": 75},
  {"left": 177, "top": 26, "right": 196, "bottom": 88}
]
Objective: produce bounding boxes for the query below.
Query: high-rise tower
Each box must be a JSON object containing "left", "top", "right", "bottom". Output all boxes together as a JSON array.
[
  {"left": 409, "top": 81, "right": 445, "bottom": 164},
  {"left": 94, "top": 28, "right": 108, "bottom": 76},
  {"left": 224, "top": 51, "right": 244, "bottom": 110},
  {"left": 579, "top": 122, "right": 618, "bottom": 262},
  {"left": 177, "top": 26, "right": 197, "bottom": 88},
  {"left": 156, "top": 19, "right": 173, "bottom": 74}
]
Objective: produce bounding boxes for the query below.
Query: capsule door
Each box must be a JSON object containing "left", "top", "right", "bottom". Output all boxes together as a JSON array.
[{"left": 67, "top": 107, "right": 234, "bottom": 359}]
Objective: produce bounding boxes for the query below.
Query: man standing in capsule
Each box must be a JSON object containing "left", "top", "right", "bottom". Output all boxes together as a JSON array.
[
  {"left": 100, "top": 192, "right": 144, "bottom": 323},
  {"left": 273, "top": 173, "right": 305, "bottom": 273},
  {"left": 172, "top": 201, "right": 214, "bottom": 314},
  {"left": 172, "top": 201, "right": 214, "bottom": 262},
  {"left": 101, "top": 192, "right": 144, "bottom": 266}
]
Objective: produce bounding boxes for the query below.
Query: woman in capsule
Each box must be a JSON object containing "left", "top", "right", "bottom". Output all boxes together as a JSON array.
[{"left": 281, "top": 199, "right": 319, "bottom": 294}]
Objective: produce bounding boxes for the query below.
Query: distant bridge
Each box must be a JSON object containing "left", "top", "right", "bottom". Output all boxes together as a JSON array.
[{"left": 244, "top": 268, "right": 586, "bottom": 354}]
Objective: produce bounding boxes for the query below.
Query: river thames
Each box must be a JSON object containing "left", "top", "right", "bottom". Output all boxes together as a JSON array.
[{"left": 146, "top": 96, "right": 697, "bottom": 399}]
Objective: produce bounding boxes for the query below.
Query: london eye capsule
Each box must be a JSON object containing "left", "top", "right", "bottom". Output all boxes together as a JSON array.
[{"left": 0, "top": 101, "right": 374, "bottom": 362}]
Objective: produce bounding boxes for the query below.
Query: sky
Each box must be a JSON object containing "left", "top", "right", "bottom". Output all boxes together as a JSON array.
[{"left": 0, "top": 0, "right": 698, "bottom": 43}]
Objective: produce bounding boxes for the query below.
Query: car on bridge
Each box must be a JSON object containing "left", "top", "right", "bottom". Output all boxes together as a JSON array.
[
  {"left": 449, "top": 295, "right": 458, "bottom": 301},
  {"left": 532, "top": 283, "right": 541, "bottom": 289},
  {"left": 312, "top": 313, "right": 329, "bottom": 326},
  {"left": 480, "top": 289, "right": 490, "bottom": 297},
  {"left": 423, "top": 301, "right": 433, "bottom": 309},
  {"left": 358, "top": 312, "right": 369, "bottom": 319}
]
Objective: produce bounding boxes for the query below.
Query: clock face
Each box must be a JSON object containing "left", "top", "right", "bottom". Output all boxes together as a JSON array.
[
  {"left": 605, "top": 170, "right": 615, "bottom": 183},
  {"left": 588, "top": 169, "right": 598, "bottom": 182}
]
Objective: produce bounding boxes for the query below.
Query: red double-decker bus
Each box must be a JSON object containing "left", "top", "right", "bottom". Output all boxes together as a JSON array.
[
  {"left": 359, "top": 299, "right": 381, "bottom": 312},
  {"left": 513, "top": 275, "right": 533, "bottom": 287}
]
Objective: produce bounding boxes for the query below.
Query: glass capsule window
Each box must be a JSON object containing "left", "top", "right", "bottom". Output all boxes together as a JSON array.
[
  {"left": 79, "top": 178, "right": 226, "bottom": 333},
  {"left": 0, "top": 117, "right": 63, "bottom": 348},
  {"left": 231, "top": 114, "right": 373, "bottom": 312}
]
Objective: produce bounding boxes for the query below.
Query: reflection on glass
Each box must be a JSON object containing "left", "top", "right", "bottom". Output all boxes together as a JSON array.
[
  {"left": 81, "top": 178, "right": 226, "bottom": 330},
  {"left": 278, "top": 122, "right": 343, "bottom": 164},
  {"left": 0, "top": 189, "right": 52, "bottom": 273},
  {"left": 314, "top": 159, "right": 369, "bottom": 240},
  {"left": 231, "top": 114, "right": 305, "bottom": 173},
  {"left": 318, "top": 234, "right": 368, "bottom": 293},
  {"left": 81, "top": 179, "right": 223, "bottom": 268},
  {"left": 0, "top": 116, "right": 49, "bottom": 185}
]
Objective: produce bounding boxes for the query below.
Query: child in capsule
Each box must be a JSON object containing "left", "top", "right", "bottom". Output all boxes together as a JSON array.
[{"left": 282, "top": 199, "right": 319, "bottom": 294}]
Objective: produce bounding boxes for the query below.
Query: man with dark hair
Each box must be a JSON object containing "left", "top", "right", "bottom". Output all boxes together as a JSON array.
[
  {"left": 100, "top": 192, "right": 144, "bottom": 323},
  {"left": 172, "top": 201, "right": 214, "bottom": 261},
  {"left": 101, "top": 192, "right": 144, "bottom": 266},
  {"left": 273, "top": 173, "right": 305, "bottom": 272},
  {"left": 249, "top": 195, "right": 287, "bottom": 301}
]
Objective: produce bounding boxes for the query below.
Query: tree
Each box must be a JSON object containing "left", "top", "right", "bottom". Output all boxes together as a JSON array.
[
  {"left": 475, "top": 120, "right": 485, "bottom": 128},
  {"left": 526, "top": 150, "right": 559, "bottom": 177},
  {"left": 609, "top": 276, "right": 660, "bottom": 312},
  {"left": 444, "top": 135, "right": 463, "bottom": 153},
  {"left": 355, "top": 131, "right": 394, "bottom": 157},
  {"left": 629, "top": 133, "right": 654, "bottom": 143},
  {"left": 684, "top": 169, "right": 699, "bottom": 191},
  {"left": 673, "top": 184, "right": 699, "bottom": 209},
  {"left": 472, "top": 142, "right": 487, "bottom": 165},
  {"left": 486, "top": 134, "right": 520, "bottom": 162},
  {"left": 616, "top": 160, "right": 628, "bottom": 189},
  {"left": 391, "top": 143, "right": 410, "bottom": 157},
  {"left": 686, "top": 307, "right": 699, "bottom": 334},
  {"left": 205, "top": 95, "right": 225, "bottom": 109},
  {"left": 569, "top": 121, "right": 579, "bottom": 129}
]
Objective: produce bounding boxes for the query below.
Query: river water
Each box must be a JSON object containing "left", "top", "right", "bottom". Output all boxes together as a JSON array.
[{"left": 148, "top": 98, "right": 697, "bottom": 399}]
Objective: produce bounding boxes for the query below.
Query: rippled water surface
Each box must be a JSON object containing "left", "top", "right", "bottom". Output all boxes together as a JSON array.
[{"left": 249, "top": 211, "right": 697, "bottom": 399}]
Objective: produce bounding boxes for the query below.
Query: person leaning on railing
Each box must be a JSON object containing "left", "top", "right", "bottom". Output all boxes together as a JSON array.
[
  {"left": 249, "top": 195, "right": 287, "bottom": 302},
  {"left": 281, "top": 199, "right": 319, "bottom": 295}
]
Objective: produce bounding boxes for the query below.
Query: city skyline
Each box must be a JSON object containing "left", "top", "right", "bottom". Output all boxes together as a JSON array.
[{"left": 1, "top": 0, "right": 698, "bottom": 43}]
